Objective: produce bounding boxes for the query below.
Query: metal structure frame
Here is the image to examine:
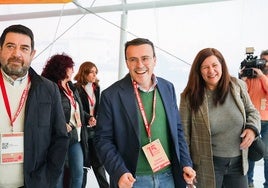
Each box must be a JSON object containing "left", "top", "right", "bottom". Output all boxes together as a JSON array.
[
  {"left": 0, "top": 0, "right": 231, "bottom": 21},
  {"left": 0, "top": 0, "right": 232, "bottom": 78}
]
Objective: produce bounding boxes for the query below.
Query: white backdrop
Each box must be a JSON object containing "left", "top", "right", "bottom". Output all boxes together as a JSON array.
[{"left": 0, "top": 0, "right": 267, "bottom": 103}]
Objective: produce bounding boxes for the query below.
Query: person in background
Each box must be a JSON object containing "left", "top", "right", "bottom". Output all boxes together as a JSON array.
[
  {"left": 41, "top": 53, "right": 89, "bottom": 188},
  {"left": 240, "top": 50, "right": 268, "bottom": 188},
  {"left": 74, "top": 61, "right": 109, "bottom": 188},
  {"left": 94, "top": 37, "right": 196, "bottom": 188},
  {"left": 179, "top": 48, "right": 261, "bottom": 188},
  {"left": 0, "top": 24, "right": 69, "bottom": 187}
]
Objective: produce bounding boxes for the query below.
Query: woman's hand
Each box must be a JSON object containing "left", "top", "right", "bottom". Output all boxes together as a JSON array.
[
  {"left": 66, "top": 123, "right": 72, "bottom": 132},
  {"left": 240, "top": 128, "right": 256, "bottom": 149},
  {"left": 88, "top": 116, "right": 97, "bottom": 127}
]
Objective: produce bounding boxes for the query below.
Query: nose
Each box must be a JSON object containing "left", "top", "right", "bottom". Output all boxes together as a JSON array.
[
  {"left": 12, "top": 47, "right": 22, "bottom": 58},
  {"left": 136, "top": 59, "right": 145, "bottom": 67},
  {"left": 207, "top": 66, "right": 214, "bottom": 73}
]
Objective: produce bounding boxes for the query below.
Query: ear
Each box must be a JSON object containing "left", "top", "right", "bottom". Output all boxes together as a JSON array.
[
  {"left": 30, "top": 49, "right": 36, "bottom": 61},
  {"left": 153, "top": 56, "right": 157, "bottom": 65}
]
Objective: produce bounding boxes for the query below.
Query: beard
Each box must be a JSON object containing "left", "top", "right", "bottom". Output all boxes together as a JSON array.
[{"left": 2, "top": 59, "right": 29, "bottom": 78}]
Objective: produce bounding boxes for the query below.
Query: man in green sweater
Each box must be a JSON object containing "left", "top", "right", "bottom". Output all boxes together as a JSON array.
[{"left": 95, "top": 38, "right": 196, "bottom": 188}]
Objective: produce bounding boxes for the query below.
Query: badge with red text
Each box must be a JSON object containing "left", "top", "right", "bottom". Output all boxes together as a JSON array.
[
  {"left": 142, "top": 139, "right": 171, "bottom": 172},
  {"left": 1, "top": 132, "right": 24, "bottom": 164},
  {"left": 74, "top": 111, "right": 82, "bottom": 127}
]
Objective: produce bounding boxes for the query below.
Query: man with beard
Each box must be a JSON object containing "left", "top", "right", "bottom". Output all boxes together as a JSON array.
[
  {"left": 94, "top": 38, "right": 196, "bottom": 188},
  {"left": 241, "top": 50, "right": 268, "bottom": 188},
  {"left": 0, "top": 24, "right": 69, "bottom": 188}
]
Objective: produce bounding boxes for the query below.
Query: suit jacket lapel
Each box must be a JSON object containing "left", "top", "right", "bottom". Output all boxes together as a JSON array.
[
  {"left": 118, "top": 74, "right": 140, "bottom": 140},
  {"left": 200, "top": 94, "right": 210, "bottom": 132},
  {"left": 156, "top": 79, "right": 177, "bottom": 140},
  {"left": 156, "top": 80, "right": 171, "bottom": 121}
]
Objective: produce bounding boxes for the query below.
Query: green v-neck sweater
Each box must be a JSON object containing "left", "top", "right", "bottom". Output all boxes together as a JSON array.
[{"left": 136, "top": 88, "right": 171, "bottom": 175}]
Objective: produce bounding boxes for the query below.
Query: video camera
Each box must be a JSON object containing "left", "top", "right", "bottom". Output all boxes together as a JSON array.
[{"left": 240, "top": 47, "right": 267, "bottom": 78}]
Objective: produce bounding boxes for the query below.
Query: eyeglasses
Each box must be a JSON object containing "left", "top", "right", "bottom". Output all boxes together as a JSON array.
[{"left": 126, "top": 56, "right": 153, "bottom": 64}]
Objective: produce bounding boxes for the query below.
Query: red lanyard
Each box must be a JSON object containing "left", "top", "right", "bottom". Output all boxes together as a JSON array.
[
  {"left": 83, "top": 86, "right": 95, "bottom": 107},
  {"left": 0, "top": 71, "right": 30, "bottom": 130},
  {"left": 87, "top": 95, "right": 95, "bottom": 107},
  {"left": 133, "top": 81, "right": 156, "bottom": 142},
  {"left": 63, "top": 84, "right": 77, "bottom": 110}
]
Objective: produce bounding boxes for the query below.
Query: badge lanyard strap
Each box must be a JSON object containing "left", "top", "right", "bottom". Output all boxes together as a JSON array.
[
  {"left": 133, "top": 81, "right": 156, "bottom": 143},
  {"left": 82, "top": 86, "right": 95, "bottom": 107},
  {"left": 63, "top": 84, "right": 77, "bottom": 110},
  {"left": 87, "top": 94, "right": 95, "bottom": 107},
  {"left": 0, "top": 71, "right": 30, "bottom": 131}
]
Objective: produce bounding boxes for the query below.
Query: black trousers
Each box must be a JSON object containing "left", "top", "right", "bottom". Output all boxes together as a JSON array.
[
  {"left": 213, "top": 156, "right": 247, "bottom": 188},
  {"left": 82, "top": 137, "right": 109, "bottom": 188}
]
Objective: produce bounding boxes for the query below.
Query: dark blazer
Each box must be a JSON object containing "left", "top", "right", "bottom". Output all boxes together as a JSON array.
[
  {"left": 75, "top": 83, "right": 100, "bottom": 118},
  {"left": 95, "top": 74, "right": 192, "bottom": 188},
  {"left": 75, "top": 83, "right": 99, "bottom": 142},
  {"left": 75, "top": 83, "right": 100, "bottom": 140},
  {"left": 24, "top": 68, "right": 69, "bottom": 188}
]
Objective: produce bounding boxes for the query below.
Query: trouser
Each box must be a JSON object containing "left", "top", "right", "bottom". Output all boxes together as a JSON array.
[
  {"left": 133, "top": 169, "right": 175, "bottom": 188},
  {"left": 82, "top": 137, "right": 109, "bottom": 188},
  {"left": 213, "top": 156, "right": 247, "bottom": 188}
]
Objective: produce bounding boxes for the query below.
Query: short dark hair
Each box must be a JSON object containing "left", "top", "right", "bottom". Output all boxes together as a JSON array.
[
  {"left": 260, "top": 49, "right": 268, "bottom": 57},
  {"left": 0, "top": 24, "right": 34, "bottom": 50},
  {"left": 124, "top": 38, "right": 155, "bottom": 60}
]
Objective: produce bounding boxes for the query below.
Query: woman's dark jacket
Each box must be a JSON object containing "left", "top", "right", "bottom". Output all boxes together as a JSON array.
[
  {"left": 59, "top": 81, "right": 90, "bottom": 167},
  {"left": 75, "top": 83, "right": 100, "bottom": 118},
  {"left": 75, "top": 83, "right": 100, "bottom": 138}
]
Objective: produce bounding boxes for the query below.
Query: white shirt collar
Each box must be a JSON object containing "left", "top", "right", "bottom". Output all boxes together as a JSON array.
[
  {"left": 1, "top": 68, "right": 28, "bottom": 86},
  {"left": 137, "top": 74, "right": 158, "bottom": 92}
]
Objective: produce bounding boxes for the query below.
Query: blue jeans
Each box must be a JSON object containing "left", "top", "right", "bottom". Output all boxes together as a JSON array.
[
  {"left": 248, "top": 120, "right": 268, "bottom": 188},
  {"left": 55, "top": 142, "right": 84, "bottom": 188},
  {"left": 213, "top": 156, "right": 247, "bottom": 188},
  {"left": 69, "top": 142, "right": 84, "bottom": 188},
  {"left": 133, "top": 169, "right": 175, "bottom": 188}
]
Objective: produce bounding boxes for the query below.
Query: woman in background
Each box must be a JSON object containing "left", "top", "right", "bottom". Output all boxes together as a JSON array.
[
  {"left": 179, "top": 48, "right": 260, "bottom": 188},
  {"left": 74, "top": 61, "right": 109, "bottom": 188},
  {"left": 42, "top": 53, "right": 89, "bottom": 188}
]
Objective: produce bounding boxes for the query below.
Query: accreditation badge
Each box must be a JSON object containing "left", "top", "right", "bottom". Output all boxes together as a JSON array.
[
  {"left": 142, "top": 139, "right": 171, "bottom": 172},
  {"left": 1, "top": 132, "right": 24, "bottom": 164},
  {"left": 74, "top": 111, "right": 82, "bottom": 127}
]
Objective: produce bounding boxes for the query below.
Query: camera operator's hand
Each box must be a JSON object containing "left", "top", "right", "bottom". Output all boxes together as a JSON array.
[
  {"left": 252, "top": 67, "right": 264, "bottom": 77},
  {"left": 239, "top": 66, "right": 247, "bottom": 81}
]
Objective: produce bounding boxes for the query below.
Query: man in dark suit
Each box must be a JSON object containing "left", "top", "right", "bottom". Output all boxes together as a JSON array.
[
  {"left": 0, "top": 24, "right": 69, "bottom": 188},
  {"left": 95, "top": 38, "right": 196, "bottom": 188}
]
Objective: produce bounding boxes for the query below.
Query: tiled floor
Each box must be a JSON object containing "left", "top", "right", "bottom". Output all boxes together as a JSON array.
[{"left": 86, "top": 160, "right": 265, "bottom": 187}]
